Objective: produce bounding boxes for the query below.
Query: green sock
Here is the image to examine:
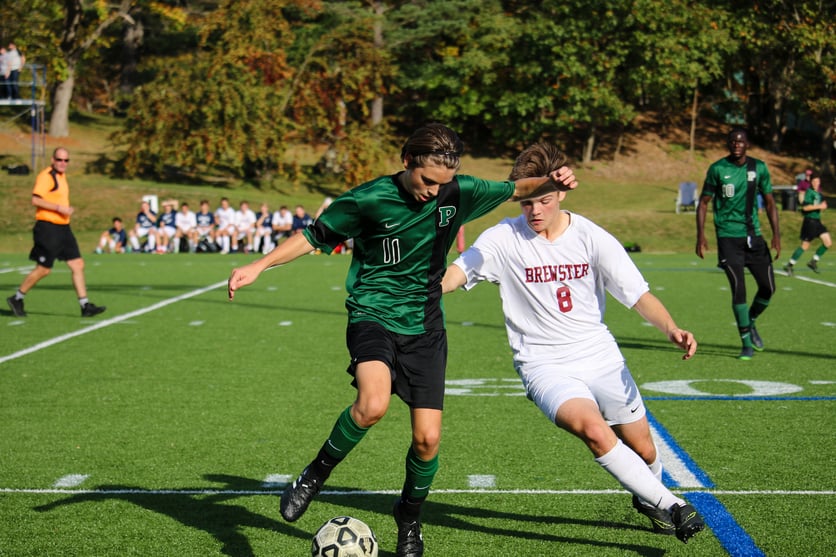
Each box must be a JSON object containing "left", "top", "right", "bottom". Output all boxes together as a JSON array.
[
  {"left": 815, "top": 245, "right": 828, "bottom": 259},
  {"left": 733, "top": 303, "right": 752, "bottom": 348},
  {"left": 790, "top": 247, "right": 804, "bottom": 263},
  {"left": 403, "top": 445, "right": 439, "bottom": 501},
  {"left": 310, "top": 406, "right": 369, "bottom": 479},
  {"left": 325, "top": 405, "right": 369, "bottom": 458},
  {"left": 749, "top": 297, "right": 769, "bottom": 321}
]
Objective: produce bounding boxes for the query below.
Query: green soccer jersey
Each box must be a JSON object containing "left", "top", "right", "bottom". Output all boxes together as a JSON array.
[
  {"left": 304, "top": 173, "right": 516, "bottom": 335},
  {"left": 702, "top": 156, "right": 773, "bottom": 238},
  {"left": 802, "top": 188, "right": 823, "bottom": 220}
]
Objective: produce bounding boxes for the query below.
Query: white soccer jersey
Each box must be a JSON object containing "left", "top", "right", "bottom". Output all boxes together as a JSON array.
[
  {"left": 272, "top": 210, "right": 293, "bottom": 230},
  {"left": 452, "top": 212, "right": 649, "bottom": 367},
  {"left": 215, "top": 207, "right": 236, "bottom": 229},
  {"left": 175, "top": 210, "right": 197, "bottom": 233},
  {"left": 235, "top": 209, "right": 256, "bottom": 231}
]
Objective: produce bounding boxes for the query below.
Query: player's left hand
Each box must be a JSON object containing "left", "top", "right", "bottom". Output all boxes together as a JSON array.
[{"left": 670, "top": 328, "right": 697, "bottom": 360}]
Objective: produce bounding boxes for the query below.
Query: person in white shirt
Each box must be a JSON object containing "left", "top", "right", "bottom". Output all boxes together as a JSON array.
[
  {"left": 214, "top": 197, "right": 237, "bottom": 254},
  {"left": 234, "top": 200, "right": 257, "bottom": 253},
  {"left": 271, "top": 205, "right": 293, "bottom": 245},
  {"left": 0, "top": 47, "right": 9, "bottom": 99},
  {"left": 5, "top": 42, "right": 24, "bottom": 100},
  {"left": 174, "top": 202, "right": 198, "bottom": 253},
  {"left": 442, "top": 143, "right": 705, "bottom": 544}
]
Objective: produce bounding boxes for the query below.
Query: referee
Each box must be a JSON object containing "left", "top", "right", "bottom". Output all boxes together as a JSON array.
[{"left": 6, "top": 148, "right": 106, "bottom": 318}]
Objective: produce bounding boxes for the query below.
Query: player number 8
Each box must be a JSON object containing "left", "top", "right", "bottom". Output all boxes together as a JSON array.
[{"left": 555, "top": 285, "right": 573, "bottom": 313}]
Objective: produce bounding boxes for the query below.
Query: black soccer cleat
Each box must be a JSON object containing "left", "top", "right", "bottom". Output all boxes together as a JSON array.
[
  {"left": 783, "top": 263, "right": 794, "bottom": 277},
  {"left": 632, "top": 495, "right": 675, "bottom": 535},
  {"left": 279, "top": 466, "right": 322, "bottom": 522},
  {"left": 749, "top": 323, "right": 764, "bottom": 351},
  {"left": 7, "top": 295, "right": 26, "bottom": 317},
  {"left": 671, "top": 502, "right": 705, "bottom": 543},
  {"left": 393, "top": 500, "right": 425, "bottom": 557},
  {"left": 81, "top": 302, "right": 106, "bottom": 317},
  {"left": 737, "top": 346, "right": 754, "bottom": 361},
  {"left": 807, "top": 260, "right": 820, "bottom": 273}
]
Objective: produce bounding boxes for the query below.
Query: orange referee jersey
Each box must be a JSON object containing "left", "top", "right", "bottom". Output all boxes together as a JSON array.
[{"left": 32, "top": 167, "right": 70, "bottom": 225}]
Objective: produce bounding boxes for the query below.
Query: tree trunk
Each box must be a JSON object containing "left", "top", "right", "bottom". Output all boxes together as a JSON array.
[
  {"left": 49, "top": 68, "right": 75, "bottom": 138},
  {"left": 583, "top": 129, "right": 595, "bottom": 164},
  {"left": 121, "top": 18, "right": 144, "bottom": 93},
  {"left": 370, "top": 0, "right": 384, "bottom": 126},
  {"left": 690, "top": 80, "right": 699, "bottom": 154}
]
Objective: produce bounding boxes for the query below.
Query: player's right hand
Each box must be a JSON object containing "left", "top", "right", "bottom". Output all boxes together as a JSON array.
[{"left": 695, "top": 238, "right": 708, "bottom": 259}]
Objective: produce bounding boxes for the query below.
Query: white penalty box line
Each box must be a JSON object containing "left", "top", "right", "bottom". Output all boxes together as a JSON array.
[{"left": 0, "top": 280, "right": 228, "bottom": 366}]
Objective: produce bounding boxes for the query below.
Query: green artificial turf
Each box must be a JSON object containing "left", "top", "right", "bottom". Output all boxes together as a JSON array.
[{"left": 1, "top": 252, "right": 834, "bottom": 556}]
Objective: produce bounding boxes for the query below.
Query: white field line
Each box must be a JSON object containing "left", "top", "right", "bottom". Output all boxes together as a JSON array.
[
  {"left": 650, "top": 423, "right": 704, "bottom": 488},
  {"left": 0, "top": 265, "right": 33, "bottom": 274},
  {"left": 0, "top": 280, "right": 227, "bottom": 366},
  {"left": 778, "top": 270, "right": 836, "bottom": 288},
  {"left": 53, "top": 474, "right": 89, "bottom": 488},
  {"left": 0, "top": 487, "right": 833, "bottom": 496}
]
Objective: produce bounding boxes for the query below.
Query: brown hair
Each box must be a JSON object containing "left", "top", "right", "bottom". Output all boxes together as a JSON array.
[
  {"left": 400, "top": 123, "right": 464, "bottom": 171},
  {"left": 510, "top": 143, "right": 568, "bottom": 180}
]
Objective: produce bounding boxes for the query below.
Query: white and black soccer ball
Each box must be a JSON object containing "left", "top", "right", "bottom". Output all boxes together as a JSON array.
[{"left": 311, "top": 516, "right": 378, "bottom": 557}]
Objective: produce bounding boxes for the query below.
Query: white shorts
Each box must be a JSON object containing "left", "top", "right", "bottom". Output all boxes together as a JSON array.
[
  {"left": 160, "top": 226, "right": 176, "bottom": 238},
  {"left": 516, "top": 359, "right": 645, "bottom": 426},
  {"left": 135, "top": 226, "right": 154, "bottom": 238}
]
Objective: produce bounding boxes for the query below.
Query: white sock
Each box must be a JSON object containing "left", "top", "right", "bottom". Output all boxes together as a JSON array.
[
  {"left": 648, "top": 451, "right": 663, "bottom": 483},
  {"left": 130, "top": 236, "right": 140, "bottom": 250},
  {"left": 595, "top": 439, "right": 683, "bottom": 511}
]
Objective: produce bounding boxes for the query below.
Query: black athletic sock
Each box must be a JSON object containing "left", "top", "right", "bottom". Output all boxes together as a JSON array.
[
  {"left": 308, "top": 445, "right": 341, "bottom": 481},
  {"left": 396, "top": 495, "right": 426, "bottom": 524}
]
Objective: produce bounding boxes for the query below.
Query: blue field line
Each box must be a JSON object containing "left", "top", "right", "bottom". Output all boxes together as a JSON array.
[
  {"left": 648, "top": 410, "right": 769, "bottom": 556},
  {"left": 685, "top": 491, "right": 766, "bottom": 557},
  {"left": 646, "top": 396, "right": 836, "bottom": 401}
]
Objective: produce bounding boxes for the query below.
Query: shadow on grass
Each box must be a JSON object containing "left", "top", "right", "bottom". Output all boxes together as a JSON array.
[{"left": 33, "top": 474, "right": 667, "bottom": 557}]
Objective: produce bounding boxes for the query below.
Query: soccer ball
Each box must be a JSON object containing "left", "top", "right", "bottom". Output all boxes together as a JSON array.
[{"left": 311, "top": 516, "right": 378, "bottom": 557}]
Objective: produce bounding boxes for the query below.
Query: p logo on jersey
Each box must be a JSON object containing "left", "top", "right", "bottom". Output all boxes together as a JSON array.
[{"left": 438, "top": 206, "right": 456, "bottom": 227}]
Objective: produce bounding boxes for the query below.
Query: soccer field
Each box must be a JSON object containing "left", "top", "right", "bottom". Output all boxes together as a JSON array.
[{"left": 1, "top": 252, "right": 834, "bottom": 556}]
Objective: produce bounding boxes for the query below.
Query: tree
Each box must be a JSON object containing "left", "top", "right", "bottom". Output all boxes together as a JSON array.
[
  {"left": 116, "top": 0, "right": 319, "bottom": 183},
  {"left": 729, "top": 0, "right": 836, "bottom": 152},
  {"left": 627, "top": 0, "right": 736, "bottom": 153},
  {"left": 49, "top": 0, "right": 137, "bottom": 137}
]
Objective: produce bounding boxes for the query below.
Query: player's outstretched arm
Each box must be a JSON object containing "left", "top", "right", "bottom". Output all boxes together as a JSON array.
[
  {"left": 511, "top": 167, "right": 578, "bottom": 201},
  {"left": 632, "top": 292, "right": 697, "bottom": 360},
  {"left": 441, "top": 264, "right": 467, "bottom": 294},
  {"left": 228, "top": 233, "right": 314, "bottom": 300}
]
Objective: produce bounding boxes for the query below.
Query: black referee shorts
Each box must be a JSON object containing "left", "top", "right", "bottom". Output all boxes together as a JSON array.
[
  {"left": 29, "top": 221, "right": 82, "bottom": 268},
  {"left": 345, "top": 320, "right": 448, "bottom": 410}
]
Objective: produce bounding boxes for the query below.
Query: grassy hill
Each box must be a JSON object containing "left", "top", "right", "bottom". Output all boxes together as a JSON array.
[{"left": 0, "top": 113, "right": 821, "bottom": 255}]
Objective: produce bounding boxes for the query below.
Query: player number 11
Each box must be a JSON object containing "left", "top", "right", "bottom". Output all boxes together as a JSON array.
[{"left": 556, "top": 285, "right": 573, "bottom": 312}]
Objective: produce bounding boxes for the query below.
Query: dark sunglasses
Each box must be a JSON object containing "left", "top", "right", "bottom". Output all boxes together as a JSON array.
[{"left": 54, "top": 158, "right": 70, "bottom": 162}]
